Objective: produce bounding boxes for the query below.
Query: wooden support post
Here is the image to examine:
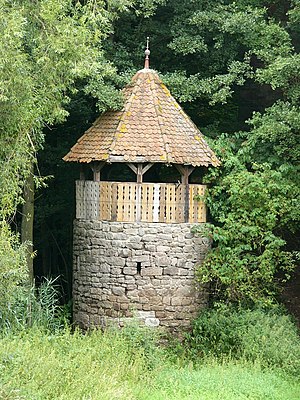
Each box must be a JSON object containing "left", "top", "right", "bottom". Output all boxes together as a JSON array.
[
  {"left": 137, "top": 163, "right": 143, "bottom": 183},
  {"left": 142, "top": 163, "right": 154, "bottom": 175},
  {"left": 91, "top": 161, "right": 105, "bottom": 182},
  {"left": 136, "top": 164, "right": 143, "bottom": 221},
  {"left": 175, "top": 165, "right": 195, "bottom": 223},
  {"left": 126, "top": 163, "right": 137, "bottom": 175},
  {"left": 126, "top": 163, "right": 154, "bottom": 222},
  {"left": 126, "top": 163, "right": 154, "bottom": 181},
  {"left": 79, "top": 164, "right": 85, "bottom": 180}
]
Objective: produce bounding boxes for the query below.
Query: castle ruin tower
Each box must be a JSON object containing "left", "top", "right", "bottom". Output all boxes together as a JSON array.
[{"left": 63, "top": 40, "right": 220, "bottom": 330}]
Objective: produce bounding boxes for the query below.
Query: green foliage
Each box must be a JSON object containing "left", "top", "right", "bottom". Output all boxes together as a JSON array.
[
  {"left": 149, "top": 362, "right": 299, "bottom": 400},
  {"left": 165, "top": 0, "right": 300, "bottom": 305},
  {"left": 113, "top": 321, "right": 164, "bottom": 370},
  {"left": 0, "top": 0, "right": 127, "bottom": 221},
  {"left": 0, "top": 223, "right": 27, "bottom": 327},
  {"left": 0, "top": 327, "right": 149, "bottom": 399},
  {"left": 247, "top": 101, "right": 300, "bottom": 168},
  {"left": 0, "top": 273, "right": 66, "bottom": 332},
  {"left": 186, "top": 305, "right": 300, "bottom": 376},
  {"left": 1, "top": 0, "right": 298, "bottom": 310},
  {"left": 195, "top": 159, "right": 297, "bottom": 304},
  {"left": 0, "top": 325, "right": 299, "bottom": 399}
]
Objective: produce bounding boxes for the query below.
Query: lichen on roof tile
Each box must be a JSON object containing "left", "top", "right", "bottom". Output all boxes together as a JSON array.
[{"left": 63, "top": 68, "right": 220, "bottom": 167}]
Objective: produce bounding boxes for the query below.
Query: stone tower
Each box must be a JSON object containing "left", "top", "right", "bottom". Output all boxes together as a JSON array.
[{"left": 63, "top": 42, "right": 220, "bottom": 330}]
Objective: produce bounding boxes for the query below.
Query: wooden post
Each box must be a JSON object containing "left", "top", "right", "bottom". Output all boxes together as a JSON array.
[
  {"left": 137, "top": 163, "right": 143, "bottom": 183},
  {"left": 79, "top": 164, "right": 85, "bottom": 180},
  {"left": 111, "top": 182, "right": 118, "bottom": 221},
  {"left": 136, "top": 164, "right": 143, "bottom": 221},
  {"left": 175, "top": 165, "right": 194, "bottom": 223},
  {"left": 126, "top": 163, "right": 154, "bottom": 222},
  {"left": 91, "top": 161, "right": 105, "bottom": 182}
]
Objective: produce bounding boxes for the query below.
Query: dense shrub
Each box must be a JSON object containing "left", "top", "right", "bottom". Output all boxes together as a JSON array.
[
  {"left": 194, "top": 163, "right": 297, "bottom": 306},
  {"left": 186, "top": 305, "right": 300, "bottom": 376}
]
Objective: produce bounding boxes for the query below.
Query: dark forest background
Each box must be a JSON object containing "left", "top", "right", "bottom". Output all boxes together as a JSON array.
[{"left": 0, "top": 0, "right": 298, "bottom": 308}]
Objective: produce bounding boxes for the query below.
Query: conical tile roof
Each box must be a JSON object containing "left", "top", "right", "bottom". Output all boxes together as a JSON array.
[{"left": 63, "top": 68, "right": 220, "bottom": 167}]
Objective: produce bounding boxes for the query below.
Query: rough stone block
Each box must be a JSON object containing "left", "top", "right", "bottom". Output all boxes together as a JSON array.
[
  {"left": 183, "top": 245, "right": 194, "bottom": 253},
  {"left": 163, "top": 266, "right": 176, "bottom": 276},
  {"left": 171, "top": 258, "right": 178, "bottom": 266},
  {"left": 157, "top": 245, "right": 170, "bottom": 252},
  {"left": 110, "top": 225, "right": 124, "bottom": 233},
  {"left": 145, "top": 317, "right": 160, "bottom": 327},
  {"left": 157, "top": 256, "right": 170, "bottom": 267},
  {"left": 142, "top": 234, "right": 156, "bottom": 242},
  {"left": 141, "top": 267, "right": 162, "bottom": 276},
  {"left": 162, "top": 296, "right": 171, "bottom": 305},
  {"left": 144, "top": 244, "right": 156, "bottom": 252},
  {"left": 141, "top": 288, "right": 157, "bottom": 297},
  {"left": 132, "top": 254, "right": 149, "bottom": 263},
  {"left": 118, "top": 248, "right": 131, "bottom": 258},
  {"left": 178, "top": 268, "right": 189, "bottom": 276},
  {"left": 125, "top": 228, "right": 139, "bottom": 235},
  {"left": 110, "top": 267, "right": 122, "bottom": 275},
  {"left": 158, "top": 234, "right": 173, "bottom": 241},
  {"left": 175, "top": 286, "right": 192, "bottom": 296},
  {"left": 110, "top": 257, "right": 126, "bottom": 267},
  {"left": 123, "top": 267, "right": 137, "bottom": 275},
  {"left": 135, "top": 310, "right": 155, "bottom": 319},
  {"left": 127, "top": 242, "right": 143, "bottom": 250},
  {"left": 112, "top": 240, "right": 126, "bottom": 248},
  {"left": 181, "top": 298, "right": 192, "bottom": 306},
  {"left": 112, "top": 287, "right": 125, "bottom": 296}
]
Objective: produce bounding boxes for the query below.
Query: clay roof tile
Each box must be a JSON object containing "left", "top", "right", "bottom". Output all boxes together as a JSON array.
[{"left": 63, "top": 69, "right": 220, "bottom": 167}]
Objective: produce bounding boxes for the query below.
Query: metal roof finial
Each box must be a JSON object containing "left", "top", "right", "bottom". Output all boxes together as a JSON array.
[{"left": 144, "top": 37, "right": 150, "bottom": 69}]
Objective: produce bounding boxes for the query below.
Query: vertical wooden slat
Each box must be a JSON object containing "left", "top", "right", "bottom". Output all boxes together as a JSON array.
[
  {"left": 116, "top": 183, "right": 123, "bottom": 222},
  {"left": 153, "top": 184, "right": 160, "bottom": 222},
  {"left": 76, "top": 181, "right": 206, "bottom": 223},
  {"left": 147, "top": 184, "right": 154, "bottom": 222},
  {"left": 165, "top": 185, "right": 170, "bottom": 223},
  {"left": 159, "top": 185, "right": 166, "bottom": 222},
  {"left": 123, "top": 183, "right": 129, "bottom": 221},
  {"left": 111, "top": 183, "right": 118, "bottom": 221},
  {"left": 178, "top": 184, "right": 185, "bottom": 222},
  {"left": 128, "top": 183, "right": 136, "bottom": 222},
  {"left": 188, "top": 184, "right": 207, "bottom": 223},
  {"left": 141, "top": 184, "right": 146, "bottom": 222},
  {"left": 136, "top": 184, "right": 142, "bottom": 222}
]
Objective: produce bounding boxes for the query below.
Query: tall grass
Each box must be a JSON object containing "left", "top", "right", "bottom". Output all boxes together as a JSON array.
[
  {"left": 0, "top": 276, "right": 299, "bottom": 399},
  {"left": 0, "top": 277, "right": 66, "bottom": 332},
  {"left": 0, "top": 326, "right": 299, "bottom": 400}
]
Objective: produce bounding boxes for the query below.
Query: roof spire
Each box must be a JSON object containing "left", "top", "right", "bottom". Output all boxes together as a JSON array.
[{"left": 144, "top": 37, "right": 150, "bottom": 69}]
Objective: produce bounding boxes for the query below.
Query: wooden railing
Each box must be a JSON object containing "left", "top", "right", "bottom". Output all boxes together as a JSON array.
[{"left": 76, "top": 181, "right": 206, "bottom": 223}]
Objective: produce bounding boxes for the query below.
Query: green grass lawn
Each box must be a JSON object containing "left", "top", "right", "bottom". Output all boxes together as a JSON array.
[{"left": 0, "top": 327, "right": 299, "bottom": 400}]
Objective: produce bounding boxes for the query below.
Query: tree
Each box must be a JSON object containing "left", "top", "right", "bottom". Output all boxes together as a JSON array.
[
  {"left": 164, "top": 0, "right": 299, "bottom": 304},
  {"left": 0, "top": 0, "right": 139, "bottom": 283},
  {"left": 25, "top": 0, "right": 300, "bottom": 305},
  {"left": 104, "top": 0, "right": 299, "bottom": 304}
]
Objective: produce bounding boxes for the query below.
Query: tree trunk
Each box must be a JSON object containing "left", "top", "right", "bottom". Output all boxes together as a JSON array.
[{"left": 21, "top": 165, "right": 34, "bottom": 283}]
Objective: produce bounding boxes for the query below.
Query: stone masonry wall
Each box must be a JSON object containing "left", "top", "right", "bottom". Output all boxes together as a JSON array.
[{"left": 73, "top": 220, "right": 210, "bottom": 330}]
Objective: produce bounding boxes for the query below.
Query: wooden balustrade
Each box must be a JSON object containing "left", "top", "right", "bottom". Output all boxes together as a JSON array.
[{"left": 76, "top": 181, "right": 206, "bottom": 223}]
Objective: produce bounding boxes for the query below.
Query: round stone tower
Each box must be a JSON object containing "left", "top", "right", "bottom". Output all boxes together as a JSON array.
[{"left": 63, "top": 41, "right": 220, "bottom": 330}]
